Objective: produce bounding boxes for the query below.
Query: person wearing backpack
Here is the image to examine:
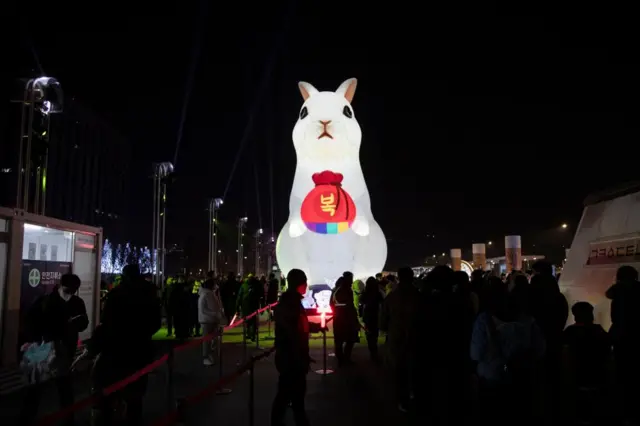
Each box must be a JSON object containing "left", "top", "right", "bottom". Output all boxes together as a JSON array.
[{"left": 471, "top": 278, "right": 546, "bottom": 426}]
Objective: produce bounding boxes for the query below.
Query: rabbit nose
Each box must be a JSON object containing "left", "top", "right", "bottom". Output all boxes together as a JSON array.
[{"left": 319, "top": 120, "right": 331, "bottom": 126}]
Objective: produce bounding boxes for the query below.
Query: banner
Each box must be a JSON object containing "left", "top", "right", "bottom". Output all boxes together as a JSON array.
[
  {"left": 586, "top": 238, "right": 640, "bottom": 266},
  {"left": 20, "top": 260, "right": 72, "bottom": 317}
]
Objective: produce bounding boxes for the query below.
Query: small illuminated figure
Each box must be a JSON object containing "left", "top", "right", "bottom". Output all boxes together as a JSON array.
[{"left": 276, "top": 78, "right": 387, "bottom": 291}]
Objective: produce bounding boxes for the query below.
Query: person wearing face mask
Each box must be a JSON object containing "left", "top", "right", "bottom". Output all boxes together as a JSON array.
[{"left": 21, "top": 273, "right": 89, "bottom": 426}]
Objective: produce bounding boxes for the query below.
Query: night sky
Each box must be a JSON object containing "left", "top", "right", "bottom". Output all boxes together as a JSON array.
[{"left": 8, "top": 3, "right": 640, "bottom": 269}]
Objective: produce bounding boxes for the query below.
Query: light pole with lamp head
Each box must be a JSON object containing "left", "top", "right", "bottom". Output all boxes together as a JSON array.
[
  {"left": 15, "top": 76, "right": 63, "bottom": 214},
  {"left": 152, "top": 162, "right": 174, "bottom": 288},
  {"left": 237, "top": 217, "right": 248, "bottom": 277},
  {"left": 208, "top": 197, "right": 223, "bottom": 274},
  {"left": 255, "top": 228, "right": 263, "bottom": 276}
]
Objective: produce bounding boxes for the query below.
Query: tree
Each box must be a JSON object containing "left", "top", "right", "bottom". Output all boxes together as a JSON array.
[
  {"left": 114, "top": 244, "right": 124, "bottom": 274},
  {"left": 123, "top": 243, "right": 132, "bottom": 267},
  {"left": 139, "top": 247, "right": 152, "bottom": 273},
  {"left": 101, "top": 239, "right": 113, "bottom": 274}
]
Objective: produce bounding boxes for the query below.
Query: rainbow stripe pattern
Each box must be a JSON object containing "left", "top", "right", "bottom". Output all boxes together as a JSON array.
[{"left": 304, "top": 221, "right": 351, "bottom": 234}]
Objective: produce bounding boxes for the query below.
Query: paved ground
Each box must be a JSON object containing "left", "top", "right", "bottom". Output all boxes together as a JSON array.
[
  {"left": 185, "top": 344, "right": 404, "bottom": 426},
  {"left": 0, "top": 320, "right": 397, "bottom": 426}
]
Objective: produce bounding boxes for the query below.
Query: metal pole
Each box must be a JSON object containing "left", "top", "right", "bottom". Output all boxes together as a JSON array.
[
  {"left": 242, "top": 321, "right": 247, "bottom": 361},
  {"left": 248, "top": 362, "right": 255, "bottom": 426},
  {"left": 218, "top": 331, "right": 224, "bottom": 379},
  {"left": 16, "top": 81, "right": 31, "bottom": 209},
  {"left": 208, "top": 200, "right": 213, "bottom": 271},
  {"left": 216, "top": 328, "right": 232, "bottom": 395},
  {"left": 152, "top": 171, "right": 158, "bottom": 286},
  {"left": 237, "top": 221, "right": 244, "bottom": 278},
  {"left": 23, "top": 84, "right": 36, "bottom": 212},
  {"left": 213, "top": 208, "right": 219, "bottom": 274},
  {"left": 34, "top": 166, "right": 41, "bottom": 214},
  {"left": 254, "top": 235, "right": 258, "bottom": 277},
  {"left": 267, "top": 312, "right": 271, "bottom": 338},
  {"left": 255, "top": 311, "right": 260, "bottom": 349},
  {"left": 40, "top": 118, "right": 51, "bottom": 216},
  {"left": 161, "top": 181, "right": 167, "bottom": 285},
  {"left": 167, "top": 347, "right": 175, "bottom": 414},
  {"left": 155, "top": 175, "right": 162, "bottom": 282},
  {"left": 323, "top": 330, "right": 327, "bottom": 373}
]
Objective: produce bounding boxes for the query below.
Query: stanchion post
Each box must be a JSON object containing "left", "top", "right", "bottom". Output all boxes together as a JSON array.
[
  {"left": 323, "top": 330, "right": 327, "bottom": 372},
  {"left": 176, "top": 397, "right": 187, "bottom": 425},
  {"left": 216, "top": 327, "right": 232, "bottom": 395},
  {"left": 248, "top": 362, "right": 255, "bottom": 426},
  {"left": 167, "top": 346, "right": 175, "bottom": 414},
  {"left": 242, "top": 319, "right": 248, "bottom": 361},
  {"left": 315, "top": 308, "right": 333, "bottom": 375},
  {"left": 218, "top": 331, "right": 224, "bottom": 379},
  {"left": 255, "top": 311, "right": 260, "bottom": 349}
]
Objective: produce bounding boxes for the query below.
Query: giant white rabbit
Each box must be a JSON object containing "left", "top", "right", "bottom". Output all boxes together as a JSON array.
[{"left": 276, "top": 78, "right": 387, "bottom": 294}]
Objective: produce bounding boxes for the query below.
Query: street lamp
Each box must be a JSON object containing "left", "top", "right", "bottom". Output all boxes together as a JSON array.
[
  {"left": 208, "top": 197, "right": 223, "bottom": 273},
  {"left": 152, "top": 162, "right": 174, "bottom": 288},
  {"left": 15, "top": 76, "right": 64, "bottom": 214},
  {"left": 255, "top": 228, "right": 263, "bottom": 276},
  {"left": 561, "top": 223, "right": 568, "bottom": 229},
  {"left": 237, "top": 217, "right": 248, "bottom": 277}
]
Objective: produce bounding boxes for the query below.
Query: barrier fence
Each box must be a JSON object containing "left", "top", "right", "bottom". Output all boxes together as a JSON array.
[{"left": 34, "top": 302, "right": 279, "bottom": 426}]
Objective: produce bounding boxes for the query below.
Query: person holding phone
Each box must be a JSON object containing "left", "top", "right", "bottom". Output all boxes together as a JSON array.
[{"left": 21, "top": 273, "right": 89, "bottom": 426}]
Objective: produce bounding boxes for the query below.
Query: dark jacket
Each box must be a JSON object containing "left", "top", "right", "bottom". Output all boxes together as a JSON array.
[
  {"left": 606, "top": 280, "right": 640, "bottom": 343},
  {"left": 94, "top": 277, "right": 161, "bottom": 366},
  {"left": 331, "top": 285, "right": 360, "bottom": 342},
  {"left": 274, "top": 290, "right": 320, "bottom": 374},
  {"left": 26, "top": 288, "right": 89, "bottom": 357},
  {"left": 267, "top": 278, "right": 279, "bottom": 304},
  {"left": 361, "top": 288, "right": 383, "bottom": 330}
]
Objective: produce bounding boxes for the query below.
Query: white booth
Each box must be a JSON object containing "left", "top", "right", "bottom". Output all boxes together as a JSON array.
[
  {"left": 559, "top": 182, "right": 640, "bottom": 330},
  {"left": 0, "top": 207, "right": 102, "bottom": 366}
]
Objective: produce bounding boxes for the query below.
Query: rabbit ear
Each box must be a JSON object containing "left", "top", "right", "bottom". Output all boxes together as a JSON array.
[
  {"left": 298, "top": 81, "right": 318, "bottom": 101},
  {"left": 336, "top": 78, "right": 358, "bottom": 103}
]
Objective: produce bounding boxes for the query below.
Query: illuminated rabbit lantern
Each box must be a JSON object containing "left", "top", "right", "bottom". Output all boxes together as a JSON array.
[{"left": 276, "top": 78, "right": 387, "bottom": 292}]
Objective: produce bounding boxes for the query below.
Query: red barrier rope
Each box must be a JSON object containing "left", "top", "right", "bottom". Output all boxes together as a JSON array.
[
  {"left": 150, "top": 346, "right": 277, "bottom": 426},
  {"left": 33, "top": 302, "right": 278, "bottom": 426}
]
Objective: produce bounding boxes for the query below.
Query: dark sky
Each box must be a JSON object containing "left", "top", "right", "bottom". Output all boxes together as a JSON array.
[{"left": 9, "top": 2, "right": 640, "bottom": 269}]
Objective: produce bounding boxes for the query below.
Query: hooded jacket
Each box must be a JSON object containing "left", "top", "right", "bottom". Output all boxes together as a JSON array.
[{"left": 198, "top": 287, "right": 224, "bottom": 324}]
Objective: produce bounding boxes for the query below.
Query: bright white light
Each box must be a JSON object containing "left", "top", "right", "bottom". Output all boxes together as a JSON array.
[
  {"left": 276, "top": 78, "right": 387, "bottom": 288},
  {"left": 24, "top": 223, "right": 45, "bottom": 232}
]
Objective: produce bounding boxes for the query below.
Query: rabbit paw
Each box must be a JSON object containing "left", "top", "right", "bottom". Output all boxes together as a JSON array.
[
  {"left": 289, "top": 218, "right": 307, "bottom": 238},
  {"left": 351, "top": 217, "right": 370, "bottom": 236}
]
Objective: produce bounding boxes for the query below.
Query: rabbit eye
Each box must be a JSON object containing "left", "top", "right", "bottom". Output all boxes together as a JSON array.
[
  {"left": 343, "top": 105, "right": 353, "bottom": 118},
  {"left": 299, "top": 107, "right": 308, "bottom": 119}
]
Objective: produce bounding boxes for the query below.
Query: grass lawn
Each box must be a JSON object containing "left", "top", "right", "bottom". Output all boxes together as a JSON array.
[{"left": 153, "top": 313, "right": 385, "bottom": 348}]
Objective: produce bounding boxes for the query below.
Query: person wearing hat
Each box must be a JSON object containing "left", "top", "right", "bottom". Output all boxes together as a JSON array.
[{"left": 21, "top": 273, "right": 89, "bottom": 426}]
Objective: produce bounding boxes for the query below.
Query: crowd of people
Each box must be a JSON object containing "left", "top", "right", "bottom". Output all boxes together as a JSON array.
[
  {"left": 16, "top": 260, "right": 640, "bottom": 426},
  {"left": 272, "top": 262, "right": 640, "bottom": 426}
]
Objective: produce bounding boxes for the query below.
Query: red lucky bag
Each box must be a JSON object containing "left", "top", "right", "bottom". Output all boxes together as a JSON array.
[{"left": 300, "top": 171, "right": 356, "bottom": 235}]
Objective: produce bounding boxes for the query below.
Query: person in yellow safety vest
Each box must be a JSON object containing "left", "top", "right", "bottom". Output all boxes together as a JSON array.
[
  {"left": 163, "top": 276, "right": 175, "bottom": 336},
  {"left": 352, "top": 279, "right": 364, "bottom": 317},
  {"left": 385, "top": 275, "right": 397, "bottom": 295}
]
